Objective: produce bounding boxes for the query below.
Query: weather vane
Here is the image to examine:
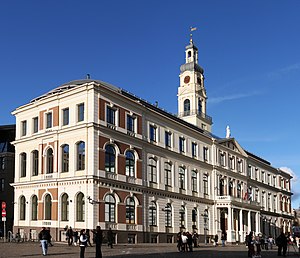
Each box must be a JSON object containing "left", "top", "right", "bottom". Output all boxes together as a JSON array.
[{"left": 190, "top": 26, "right": 197, "bottom": 42}]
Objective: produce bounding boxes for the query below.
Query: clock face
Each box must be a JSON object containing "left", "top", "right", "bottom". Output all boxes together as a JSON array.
[{"left": 184, "top": 76, "right": 190, "bottom": 84}]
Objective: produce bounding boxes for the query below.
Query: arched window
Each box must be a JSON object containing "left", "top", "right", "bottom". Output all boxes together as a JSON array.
[
  {"left": 184, "top": 99, "right": 190, "bottom": 115},
  {"left": 62, "top": 144, "right": 69, "bottom": 172},
  {"left": 105, "top": 194, "right": 116, "bottom": 222},
  {"left": 149, "top": 201, "right": 157, "bottom": 226},
  {"left": 20, "top": 195, "right": 26, "bottom": 220},
  {"left": 31, "top": 195, "right": 38, "bottom": 221},
  {"left": 46, "top": 148, "right": 53, "bottom": 174},
  {"left": 219, "top": 179, "right": 225, "bottom": 196},
  {"left": 164, "top": 162, "right": 172, "bottom": 186},
  {"left": 125, "top": 197, "right": 135, "bottom": 224},
  {"left": 148, "top": 158, "right": 157, "bottom": 183},
  {"left": 179, "top": 206, "right": 185, "bottom": 228},
  {"left": 229, "top": 181, "right": 233, "bottom": 196},
  {"left": 188, "top": 51, "right": 191, "bottom": 58},
  {"left": 61, "top": 193, "right": 69, "bottom": 221},
  {"left": 44, "top": 194, "right": 52, "bottom": 220},
  {"left": 77, "top": 141, "right": 85, "bottom": 170},
  {"left": 20, "top": 152, "right": 27, "bottom": 177},
  {"left": 179, "top": 166, "right": 185, "bottom": 190},
  {"left": 192, "top": 208, "right": 197, "bottom": 229},
  {"left": 237, "top": 183, "right": 241, "bottom": 198},
  {"left": 125, "top": 151, "right": 135, "bottom": 177},
  {"left": 32, "top": 150, "right": 39, "bottom": 176},
  {"left": 76, "top": 192, "right": 85, "bottom": 221},
  {"left": 198, "top": 98, "right": 202, "bottom": 114},
  {"left": 191, "top": 170, "right": 197, "bottom": 192},
  {"left": 105, "top": 145, "right": 115, "bottom": 173},
  {"left": 165, "top": 203, "right": 172, "bottom": 227}
]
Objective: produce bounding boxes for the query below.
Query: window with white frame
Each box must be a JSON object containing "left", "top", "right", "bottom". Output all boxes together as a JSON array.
[
  {"left": 46, "top": 112, "right": 52, "bottom": 129},
  {"left": 165, "top": 131, "right": 172, "bottom": 148},
  {"left": 164, "top": 162, "right": 172, "bottom": 186},
  {"left": 179, "top": 137, "right": 185, "bottom": 153},
  {"left": 148, "top": 158, "right": 157, "bottom": 183},
  {"left": 192, "top": 142, "right": 197, "bottom": 158},
  {"left": 107, "top": 106, "right": 116, "bottom": 125},
  {"left": 21, "top": 120, "right": 27, "bottom": 136},
  {"left": 178, "top": 166, "right": 185, "bottom": 190},
  {"left": 191, "top": 170, "right": 197, "bottom": 192},
  {"left": 105, "top": 194, "right": 116, "bottom": 222},
  {"left": 149, "top": 201, "right": 157, "bottom": 226},
  {"left": 149, "top": 125, "right": 157, "bottom": 142},
  {"left": 164, "top": 203, "right": 172, "bottom": 227},
  {"left": 62, "top": 108, "right": 69, "bottom": 126},
  {"left": 127, "top": 114, "right": 135, "bottom": 132},
  {"left": 77, "top": 103, "right": 84, "bottom": 122},
  {"left": 33, "top": 117, "right": 38, "bottom": 133},
  {"left": 125, "top": 151, "right": 135, "bottom": 177}
]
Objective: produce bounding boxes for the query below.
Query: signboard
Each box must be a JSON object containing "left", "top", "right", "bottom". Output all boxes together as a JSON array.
[
  {"left": 1, "top": 201, "right": 6, "bottom": 209},
  {"left": 2, "top": 209, "right": 6, "bottom": 217},
  {"left": 2, "top": 217, "right": 6, "bottom": 222}
]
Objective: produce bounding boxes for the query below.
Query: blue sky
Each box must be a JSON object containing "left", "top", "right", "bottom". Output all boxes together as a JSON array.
[{"left": 1, "top": 1, "right": 300, "bottom": 207}]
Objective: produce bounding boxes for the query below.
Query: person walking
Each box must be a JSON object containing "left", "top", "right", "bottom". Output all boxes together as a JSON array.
[
  {"left": 38, "top": 227, "right": 51, "bottom": 256},
  {"left": 92, "top": 226, "right": 103, "bottom": 258},
  {"left": 46, "top": 228, "right": 53, "bottom": 246},
  {"left": 221, "top": 232, "right": 226, "bottom": 247},
  {"left": 66, "top": 226, "right": 74, "bottom": 246},
  {"left": 276, "top": 232, "right": 288, "bottom": 257},
  {"left": 86, "top": 229, "right": 93, "bottom": 247},
  {"left": 214, "top": 234, "right": 219, "bottom": 246},
  {"left": 79, "top": 229, "right": 87, "bottom": 258},
  {"left": 73, "top": 230, "right": 79, "bottom": 246},
  {"left": 107, "top": 228, "right": 114, "bottom": 248}
]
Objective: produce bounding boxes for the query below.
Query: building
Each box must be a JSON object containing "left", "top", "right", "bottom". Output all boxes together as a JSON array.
[
  {"left": 11, "top": 37, "right": 293, "bottom": 243},
  {"left": 0, "top": 124, "right": 16, "bottom": 235}
]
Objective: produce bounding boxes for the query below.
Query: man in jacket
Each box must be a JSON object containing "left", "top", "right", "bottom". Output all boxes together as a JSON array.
[{"left": 38, "top": 227, "right": 50, "bottom": 256}]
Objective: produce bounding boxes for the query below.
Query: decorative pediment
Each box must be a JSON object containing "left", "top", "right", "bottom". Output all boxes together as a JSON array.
[{"left": 217, "top": 138, "right": 248, "bottom": 156}]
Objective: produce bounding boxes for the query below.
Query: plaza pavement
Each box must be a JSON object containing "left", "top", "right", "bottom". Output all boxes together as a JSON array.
[{"left": 0, "top": 241, "right": 295, "bottom": 258}]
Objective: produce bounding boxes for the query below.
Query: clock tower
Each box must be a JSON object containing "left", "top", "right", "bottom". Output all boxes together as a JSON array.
[{"left": 178, "top": 36, "right": 212, "bottom": 132}]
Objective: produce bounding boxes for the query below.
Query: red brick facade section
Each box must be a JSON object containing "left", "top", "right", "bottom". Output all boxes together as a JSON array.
[
  {"left": 39, "top": 110, "right": 46, "bottom": 130},
  {"left": 137, "top": 206, "right": 142, "bottom": 224},
  {"left": 137, "top": 115, "right": 142, "bottom": 135},
  {"left": 118, "top": 203, "right": 126, "bottom": 223},
  {"left": 118, "top": 155, "right": 125, "bottom": 175},
  {"left": 99, "top": 98, "right": 107, "bottom": 121},
  {"left": 137, "top": 160, "right": 142, "bottom": 179},
  {"left": 50, "top": 106, "right": 59, "bottom": 127},
  {"left": 99, "top": 202, "right": 105, "bottom": 222},
  {"left": 119, "top": 107, "right": 125, "bottom": 129}
]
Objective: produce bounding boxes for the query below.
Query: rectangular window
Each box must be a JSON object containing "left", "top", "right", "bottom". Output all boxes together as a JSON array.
[
  {"left": 203, "top": 147, "right": 208, "bottom": 161},
  {"left": 46, "top": 113, "right": 52, "bottom": 129},
  {"left": 179, "top": 137, "right": 185, "bottom": 153},
  {"left": 107, "top": 107, "right": 116, "bottom": 125},
  {"left": 33, "top": 117, "right": 38, "bottom": 133},
  {"left": 21, "top": 120, "right": 27, "bottom": 136},
  {"left": 77, "top": 103, "right": 84, "bottom": 122},
  {"left": 203, "top": 175, "right": 208, "bottom": 195},
  {"left": 63, "top": 108, "right": 69, "bottom": 126},
  {"left": 165, "top": 131, "right": 171, "bottom": 147},
  {"left": 149, "top": 125, "right": 156, "bottom": 142},
  {"left": 127, "top": 115, "right": 135, "bottom": 132},
  {"left": 192, "top": 142, "right": 197, "bottom": 157}
]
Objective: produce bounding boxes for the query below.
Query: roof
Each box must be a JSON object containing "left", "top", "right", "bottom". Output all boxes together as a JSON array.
[{"left": 30, "top": 79, "right": 119, "bottom": 102}]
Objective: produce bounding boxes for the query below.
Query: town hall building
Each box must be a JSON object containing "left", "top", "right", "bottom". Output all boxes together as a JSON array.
[{"left": 11, "top": 36, "right": 293, "bottom": 244}]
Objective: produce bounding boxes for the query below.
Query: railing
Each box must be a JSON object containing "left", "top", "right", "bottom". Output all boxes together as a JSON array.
[{"left": 177, "top": 110, "right": 212, "bottom": 123}]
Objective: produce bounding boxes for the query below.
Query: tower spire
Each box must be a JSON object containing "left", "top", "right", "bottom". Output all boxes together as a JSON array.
[{"left": 190, "top": 27, "right": 197, "bottom": 44}]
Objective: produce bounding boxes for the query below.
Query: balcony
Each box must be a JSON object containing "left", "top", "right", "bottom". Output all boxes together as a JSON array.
[{"left": 177, "top": 110, "right": 212, "bottom": 124}]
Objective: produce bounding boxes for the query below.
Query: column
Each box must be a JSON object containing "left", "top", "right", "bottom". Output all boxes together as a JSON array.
[
  {"left": 239, "top": 209, "right": 244, "bottom": 242},
  {"left": 227, "top": 206, "right": 235, "bottom": 242},
  {"left": 255, "top": 212, "right": 260, "bottom": 234},
  {"left": 247, "top": 211, "right": 251, "bottom": 233}
]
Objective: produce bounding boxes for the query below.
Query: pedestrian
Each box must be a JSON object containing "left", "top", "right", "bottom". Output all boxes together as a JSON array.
[
  {"left": 247, "top": 232, "right": 254, "bottom": 258},
  {"left": 79, "top": 229, "right": 87, "bottom": 258},
  {"left": 181, "top": 232, "right": 188, "bottom": 252},
  {"left": 176, "top": 231, "right": 182, "bottom": 252},
  {"left": 107, "top": 227, "right": 113, "bottom": 248},
  {"left": 214, "top": 234, "right": 219, "bottom": 246},
  {"left": 38, "top": 227, "right": 50, "bottom": 256},
  {"left": 187, "top": 232, "right": 193, "bottom": 252},
  {"left": 46, "top": 228, "right": 53, "bottom": 246},
  {"left": 276, "top": 232, "right": 288, "bottom": 257},
  {"left": 73, "top": 230, "right": 79, "bottom": 246},
  {"left": 92, "top": 226, "right": 103, "bottom": 258},
  {"left": 221, "top": 232, "right": 226, "bottom": 247},
  {"left": 66, "top": 226, "right": 74, "bottom": 246},
  {"left": 86, "top": 229, "right": 93, "bottom": 247}
]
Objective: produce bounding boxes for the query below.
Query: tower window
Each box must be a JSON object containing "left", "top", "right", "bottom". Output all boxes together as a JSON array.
[
  {"left": 183, "top": 99, "right": 190, "bottom": 115},
  {"left": 188, "top": 51, "right": 191, "bottom": 58}
]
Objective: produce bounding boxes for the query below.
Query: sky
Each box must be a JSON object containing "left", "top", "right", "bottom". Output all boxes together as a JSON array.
[{"left": 1, "top": 0, "right": 300, "bottom": 207}]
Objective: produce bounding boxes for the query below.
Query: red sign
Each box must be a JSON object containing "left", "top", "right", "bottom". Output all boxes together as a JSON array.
[
  {"left": 1, "top": 201, "right": 6, "bottom": 209},
  {"left": 2, "top": 209, "right": 6, "bottom": 217}
]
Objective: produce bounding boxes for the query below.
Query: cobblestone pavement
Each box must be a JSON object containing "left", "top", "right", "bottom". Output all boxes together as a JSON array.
[{"left": 0, "top": 242, "right": 296, "bottom": 258}]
